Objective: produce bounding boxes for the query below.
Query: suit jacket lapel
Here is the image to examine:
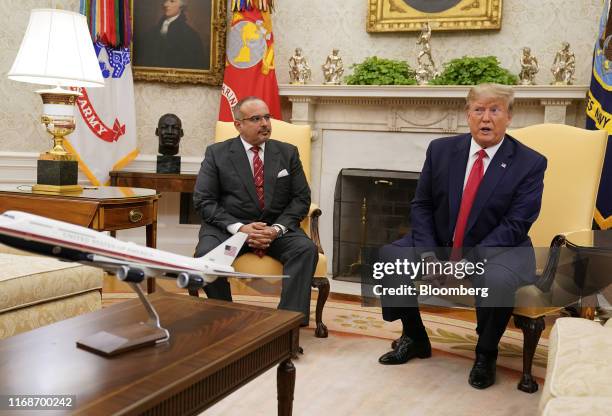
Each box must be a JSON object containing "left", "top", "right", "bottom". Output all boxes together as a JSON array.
[
  {"left": 448, "top": 135, "right": 471, "bottom": 238},
  {"left": 228, "top": 136, "right": 260, "bottom": 208},
  {"left": 465, "top": 135, "right": 515, "bottom": 235},
  {"left": 263, "top": 140, "right": 280, "bottom": 210}
]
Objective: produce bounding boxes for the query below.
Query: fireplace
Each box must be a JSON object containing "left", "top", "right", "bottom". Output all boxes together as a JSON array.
[{"left": 333, "top": 168, "right": 419, "bottom": 282}]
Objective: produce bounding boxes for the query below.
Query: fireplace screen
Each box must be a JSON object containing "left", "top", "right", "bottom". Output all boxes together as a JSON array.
[{"left": 333, "top": 168, "right": 419, "bottom": 282}]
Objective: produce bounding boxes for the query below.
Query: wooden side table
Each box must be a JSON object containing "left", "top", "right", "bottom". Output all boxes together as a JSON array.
[
  {"left": 0, "top": 185, "right": 160, "bottom": 292},
  {"left": 109, "top": 171, "right": 196, "bottom": 193},
  {"left": 110, "top": 171, "right": 200, "bottom": 223}
]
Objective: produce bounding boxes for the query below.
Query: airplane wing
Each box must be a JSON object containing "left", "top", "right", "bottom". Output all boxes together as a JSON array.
[
  {"left": 210, "top": 269, "right": 289, "bottom": 279},
  {"left": 0, "top": 210, "right": 287, "bottom": 291},
  {"left": 86, "top": 254, "right": 288, "bottom": 281}
]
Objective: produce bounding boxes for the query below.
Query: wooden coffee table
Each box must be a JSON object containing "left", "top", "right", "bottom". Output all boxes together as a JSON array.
[{"left": 0, "top": 290, "right": 302, "bottom": 415}]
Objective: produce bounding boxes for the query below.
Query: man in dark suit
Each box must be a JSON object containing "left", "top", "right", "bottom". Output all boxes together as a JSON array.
[
  {"left": 376, "top": 84, "right": 547, "bottom": 389},
  {"left": 193, "top": 96, "right": 318, "bottom": 325}
]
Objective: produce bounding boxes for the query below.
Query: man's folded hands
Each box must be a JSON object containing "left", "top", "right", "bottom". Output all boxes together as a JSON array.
[{"left": 239, "top": 222, "right": 279, "bottom": 250}]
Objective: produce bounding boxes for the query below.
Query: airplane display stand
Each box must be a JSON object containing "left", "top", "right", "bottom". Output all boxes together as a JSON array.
[{"left": 77, "top": 283, "right": 170, "bottom": 356}]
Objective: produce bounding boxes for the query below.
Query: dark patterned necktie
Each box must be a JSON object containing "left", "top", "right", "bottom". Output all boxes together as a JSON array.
[
  {"left": 250, "top": 146, "right": 266, "bottom": 258},
  {"left": 251, "top": 146, "right": 264, "bottom": 210}
]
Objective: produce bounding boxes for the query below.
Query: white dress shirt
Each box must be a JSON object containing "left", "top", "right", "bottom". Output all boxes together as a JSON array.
[
  {"left": 462, "top": 136, "right": 504, "bottom": 189},
  {"left": 240, "top": 136, "right": 265, "bottom": 175},
  {"left": 160, "top": 14, "right": 180, "bottom": 36}
]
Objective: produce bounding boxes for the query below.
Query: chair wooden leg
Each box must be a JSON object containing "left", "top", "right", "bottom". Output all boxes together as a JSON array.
[
  {"left": 311, "top": 277, "right": 329, "bottom": 338},
  {"left": 513, "top": 315, "right": 545, "bottom": 393}
]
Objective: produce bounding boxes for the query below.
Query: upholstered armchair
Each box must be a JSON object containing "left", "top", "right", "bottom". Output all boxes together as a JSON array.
[
  {"left": 507, "top": 124, "right": 608, "bottom": 392},
  {"left": 192, "top": 119, "right": 329, "bottom": 337}
]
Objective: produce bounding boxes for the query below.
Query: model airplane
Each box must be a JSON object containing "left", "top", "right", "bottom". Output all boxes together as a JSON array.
[
  {"left": 0, "top": 210, "right": 290, "bottom": 356},
  {"left": 0, "top": 210, "right": 287, "bottom": 290}
]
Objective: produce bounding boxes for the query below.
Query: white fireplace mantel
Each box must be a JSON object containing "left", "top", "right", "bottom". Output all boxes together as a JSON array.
[
  {"left": 278, "top": 84, "right": 589, "bottom": 276},
  {"left": 279, "top": 84, "right": 588, "bottom": 129},
  {"left": 280, "top": 84, "right": 588, "bottom": 99}
]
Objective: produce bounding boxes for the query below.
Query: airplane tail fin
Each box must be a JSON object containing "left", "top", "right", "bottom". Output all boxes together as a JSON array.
[{"left": 197, "top": 232, "right": 247, "bottom": 266}]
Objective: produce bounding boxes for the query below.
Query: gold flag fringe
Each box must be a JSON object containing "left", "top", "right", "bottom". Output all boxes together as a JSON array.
[{"left": 231, "top": 0, "right": 274, "bottom": 12}]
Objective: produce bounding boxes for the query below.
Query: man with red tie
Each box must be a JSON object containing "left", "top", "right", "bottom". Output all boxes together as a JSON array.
[
  {"left": 376, "top": 84, "right": 547, "bottom": 389},
  {"left": 193, "top": 96, "right": 317, "bottom": 325}
]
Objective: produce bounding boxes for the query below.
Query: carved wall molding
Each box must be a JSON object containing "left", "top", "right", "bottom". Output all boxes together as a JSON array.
[
  {"left": 540, "top": 99, "right": 574, "bottom": 106},
  {"left": 279, "top": 84, "right": 589, "bottom": 99},
  {"left": 0, "top": 152, "right": 203, "bottom": 183},
  {"left": 315, "top": 97, "right": 466, "bottom": 107},
  {"left": 514, "top": 100, "right": 543, "bottom": 108},
  {"left": 390, "top": 106, "right": 458, "bottom": 132},
  {"left": 0, "top": 152, "right": 203, "bottom": 255},
  {"left": 287, "top": 97, "right": 317, "bottom": 104}
]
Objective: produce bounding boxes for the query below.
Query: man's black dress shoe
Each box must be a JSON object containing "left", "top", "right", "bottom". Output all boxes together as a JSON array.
[
  {"left": 468, "top": 354, "right": 496, "bottom": 389},
  {"left": 378, "top": 336, "right": 431, "bottom": 365},
  {"left": 391, "top": 336, "right": 402, "bottom": 349}
]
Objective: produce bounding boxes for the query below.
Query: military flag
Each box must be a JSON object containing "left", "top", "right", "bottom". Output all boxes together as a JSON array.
[
  {"left": 67, "top": 0, "right": 138, "bottom": 186},
  {"left": 587, "top": 0, "right": 612, "bottom": 229},
  {"left": 219, "top": 0, "right": 281, "bottom": 121}
]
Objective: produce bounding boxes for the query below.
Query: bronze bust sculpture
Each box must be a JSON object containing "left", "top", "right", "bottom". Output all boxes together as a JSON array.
[
  {"left": 156, "top": 113, "right": 184, "bottom": 156},
  {"left": 156, "top": 113, "right": 183, "bottom": 173}
]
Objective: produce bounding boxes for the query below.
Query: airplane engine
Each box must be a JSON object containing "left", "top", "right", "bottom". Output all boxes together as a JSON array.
[
  {"left": 177, "top": 272, "right": 205, "bottom": 289},
  {"left": 116, "top": 265, "right": 145, "bottom": 283}
]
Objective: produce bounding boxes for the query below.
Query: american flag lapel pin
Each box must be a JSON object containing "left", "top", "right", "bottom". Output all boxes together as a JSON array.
[{"left": 500, "top": 163, "right": 507, "bottom": 168}]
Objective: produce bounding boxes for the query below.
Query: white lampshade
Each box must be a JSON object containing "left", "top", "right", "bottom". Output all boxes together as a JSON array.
[{"left": 8, "top": 9, "right": 104, "bottom": 88}]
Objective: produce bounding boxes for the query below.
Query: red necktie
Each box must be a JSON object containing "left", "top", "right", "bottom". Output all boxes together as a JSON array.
[
  {"left": 250, "top": 146, "right": 266, "bottom": 258},
  {"left": 251, "top": 146, "right": 264, "bottom": 210},
  {"left": 451, "top": 149, "right": 487, "bottom": 260}
]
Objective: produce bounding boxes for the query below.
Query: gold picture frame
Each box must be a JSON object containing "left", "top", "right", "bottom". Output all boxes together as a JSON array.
[
  {"left": 367, "top": 0, "right": 502, "bottom": 32},
  {"left": 132, "top": 0, "right": 227, "bottom": 85}
]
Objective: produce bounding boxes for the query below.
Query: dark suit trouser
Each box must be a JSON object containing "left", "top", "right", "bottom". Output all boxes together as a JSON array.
[
  {"left": 195, "top": 229, "right": 318, "bottom": 325},
  {"left": 378, "top": 243, "right": 526, "bottom": 358}
]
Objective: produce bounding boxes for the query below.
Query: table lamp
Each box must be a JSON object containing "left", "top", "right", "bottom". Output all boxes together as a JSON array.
[{"left": 8, "top": 8, "right": 104, "bottom": 193}]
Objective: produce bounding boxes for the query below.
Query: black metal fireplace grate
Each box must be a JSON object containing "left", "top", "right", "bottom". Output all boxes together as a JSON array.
[{"left": 333, "top": 168, "right": 419, "bottom": 283}]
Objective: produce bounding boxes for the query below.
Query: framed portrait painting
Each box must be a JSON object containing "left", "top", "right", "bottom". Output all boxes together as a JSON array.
[
  {"left": 132, "top": 0, "right": 227, "bottom": 84},
  {"left": 367, "top": 0, "right": 503, "bottom": 32}
]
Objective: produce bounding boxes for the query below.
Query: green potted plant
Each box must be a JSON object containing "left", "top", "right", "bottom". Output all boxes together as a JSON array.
[
  {"left": 429, "top": 56, "right": 518, "bottom": 85},
  {"left": 345, "top": 56, "right": 417, "bottom": 85}
]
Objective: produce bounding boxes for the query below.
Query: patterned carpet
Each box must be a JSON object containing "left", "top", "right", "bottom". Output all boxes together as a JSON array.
[
  {"left": 202, "top": 330, "right": 542, "bottom": 416},
  {"left": 103, "top": 291, "right": 551, "bottom": 377}
]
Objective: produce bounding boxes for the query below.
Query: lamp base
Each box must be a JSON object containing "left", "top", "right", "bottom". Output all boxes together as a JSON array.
[
  {"left": 35, "top": 159, "right": 82, "bottom": 194},
  {"left": 32, "top": 184, "right": 83, "bottom": 194}
]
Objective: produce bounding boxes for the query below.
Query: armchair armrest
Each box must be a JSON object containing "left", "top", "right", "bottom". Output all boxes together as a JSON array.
[
  {"left": 300, "top": 203, "right": 324, "bottom": 254},
  {"left": 534, "top": 234, "right": 567, "bottom": 292}
]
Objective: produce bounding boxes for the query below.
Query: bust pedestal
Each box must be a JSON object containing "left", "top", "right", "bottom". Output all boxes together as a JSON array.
[{"left": 156, "top": 155, "right": 181, "bottom": 174}]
